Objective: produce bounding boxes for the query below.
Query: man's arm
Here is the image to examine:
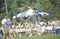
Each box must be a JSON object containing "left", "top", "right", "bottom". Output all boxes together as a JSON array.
[{"left": 1, "top": 20, "right": 5, "bottom": 29}]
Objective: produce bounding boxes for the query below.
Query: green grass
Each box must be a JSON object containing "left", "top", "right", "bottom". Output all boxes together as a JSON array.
[{"left": 14, "top": 34, "right": 60, "bottom": 39}]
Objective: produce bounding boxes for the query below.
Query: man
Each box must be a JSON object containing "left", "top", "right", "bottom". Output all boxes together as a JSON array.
[
  {"left": 2, "top": 14, "right": 11, "bottom": 33},
  {"left": 0, "top": 22, "right": 4, "bottom": 39}
]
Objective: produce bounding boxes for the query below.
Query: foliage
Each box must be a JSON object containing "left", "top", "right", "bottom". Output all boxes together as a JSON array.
[{"left": 0, "top": 0, "right": 60, "bottom": 21}]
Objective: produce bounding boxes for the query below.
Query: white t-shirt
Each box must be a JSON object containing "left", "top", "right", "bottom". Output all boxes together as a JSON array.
[
  {"left": 46, "top": 26, "right": 53, "bottom": 30},
  {"left": 41, "top": 26, "right": 46, "bottom": 32},
  {"left": 2, "top": 18, "right": 11, "bottom": 27}
]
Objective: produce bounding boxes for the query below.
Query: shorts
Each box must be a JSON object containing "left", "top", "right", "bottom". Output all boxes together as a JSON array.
[
  {"left": 4, "top": 26, "right": 9, "bottom": 33},
  {"left": 0, "top": 30, "right": 3, "bottom": 36}
]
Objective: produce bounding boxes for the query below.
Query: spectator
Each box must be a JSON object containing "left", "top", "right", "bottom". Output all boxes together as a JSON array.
[
  {"left": 46, "top": 24, "right": 53, "bottom": 34},
  {"left": 40, "top": 25, "right": 46, "bottom": 35},
  {"left": 0, "top": 22, "right": 4, "bottom": 39},
  {"left": 1, "top": 14, "right": 11, "bottom": 33}
]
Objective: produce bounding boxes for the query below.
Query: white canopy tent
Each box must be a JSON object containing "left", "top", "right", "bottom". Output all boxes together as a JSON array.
[
  {"left": 13, "top": 8, "right": 49, "bottom": 19},
  {"left": 37, "top": 12, "right": 49, "bottom": 16},
  {"left": 17, "top": 8, "right": 35, "bottom": 18}
]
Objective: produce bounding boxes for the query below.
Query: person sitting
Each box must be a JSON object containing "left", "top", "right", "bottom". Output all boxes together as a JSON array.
[
  {"left": 40, "top": 24, "right": 46, "bottom": 35},
  {"left": 46, "top": 24, "right": 53, "bottom": 34},
  {"left": 9, "top": 23, "right": 16, "bottom": 39}
]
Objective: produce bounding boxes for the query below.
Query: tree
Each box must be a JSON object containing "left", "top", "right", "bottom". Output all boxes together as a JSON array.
[
  {"left": 0, "top": 0, "right": 60, "bottom": 21},
  {"left": 0, "top": 0, "right": 5, "bottom": 14}
]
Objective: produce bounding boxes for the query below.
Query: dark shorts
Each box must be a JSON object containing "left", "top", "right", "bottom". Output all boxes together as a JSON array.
[{"left": 0, "top": 30, "right": 3, "bottom": 36}]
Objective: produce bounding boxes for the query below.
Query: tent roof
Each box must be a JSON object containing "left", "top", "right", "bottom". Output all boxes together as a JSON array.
[{"left": 17, "top": 8, "right": 35, "bottom": 17}]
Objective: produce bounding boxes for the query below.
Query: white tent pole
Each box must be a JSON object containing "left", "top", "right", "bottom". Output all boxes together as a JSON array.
[{"left": 5, "top": 0, "right": 8, "bottom": 14}]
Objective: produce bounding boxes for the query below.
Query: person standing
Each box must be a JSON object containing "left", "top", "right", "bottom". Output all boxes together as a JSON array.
[
  {"left": 0, "top": 22, "right": 4, "bottom": 39},
  {"left": 1, "top": 14, "right": 11, "bottom": 33}
]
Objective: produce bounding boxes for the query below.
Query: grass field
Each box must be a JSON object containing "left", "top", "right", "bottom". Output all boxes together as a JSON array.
[{"left": 14, "top": 34, "right": 60, "bottom": 39}]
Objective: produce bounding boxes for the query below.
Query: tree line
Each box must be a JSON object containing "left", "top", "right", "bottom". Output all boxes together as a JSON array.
[{"left": 0, "top": 0, "right": 60, "bottom": 21}]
